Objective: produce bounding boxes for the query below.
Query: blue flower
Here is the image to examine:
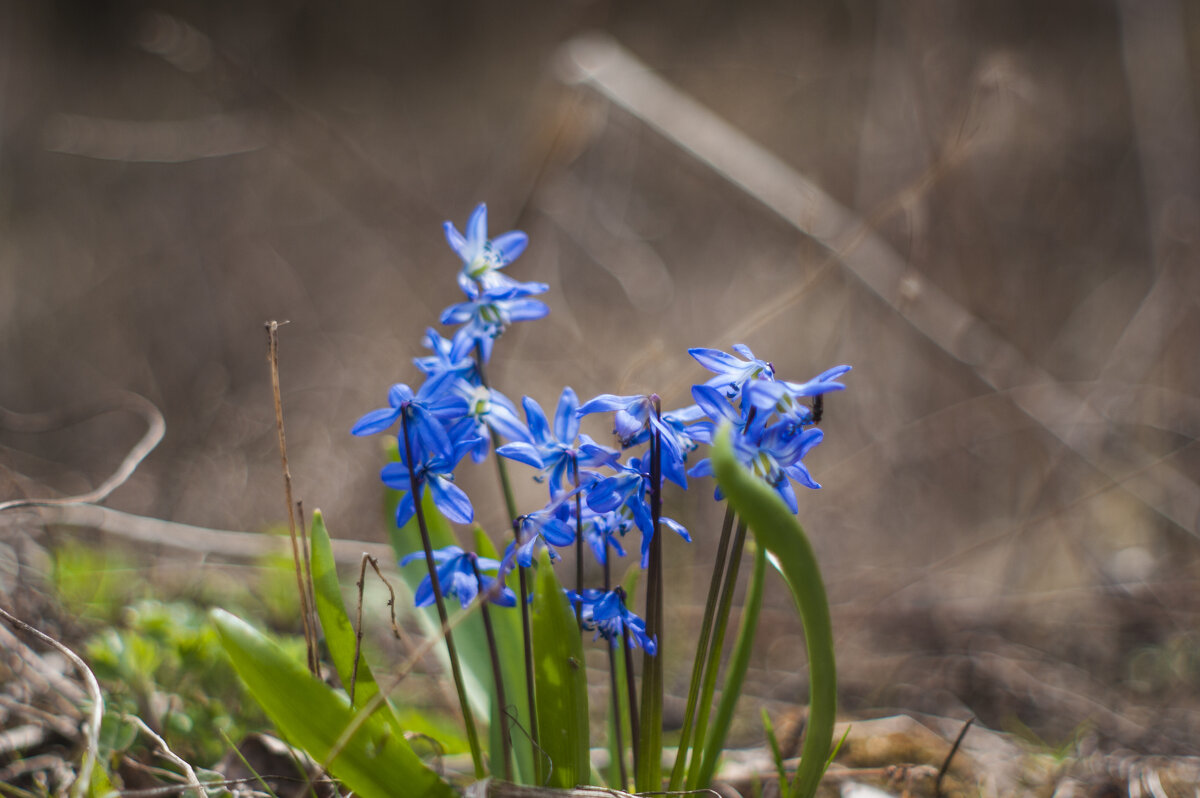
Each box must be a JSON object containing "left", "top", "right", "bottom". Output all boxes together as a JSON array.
[
  {"left": 578, "top": 506, "right": 629, "bottom": 565},
  {"left": 400, "top": 545, "right": 516, "bottom": 609},
  {"left": 443, "top": 203, "right": 531, "bottom": 296},
  {"left": 744, "top": 365, "right": 852, "bottom": 424},
  {"left": 576, "top": 393, "right": 689, "bottom": 487},
  {"left": 381, "top": 437, "right": 478, "bottom": 527},
  {"left": 497, "top": 387, "right": 620, "bottom": 492},
  {"left": 350, "top": 372, "right": 468, "bottom": 459},
  {"left": 440, "top": 283, "right": 550, "bottom": 363},
  {"left": 688, "top": 421, "right": 824, "bottom": 513},
  {"left": 413, "top": 327, "right": 478, "bottom": 385},
  {"left": 586, "top": 455, "right": 691, "bottom": 566},
  {"left": 567, "top": 589, "right": 656, "bottom": 654},
  {"left": 446, "top": 382, "right": 532, "bottom": 463},
  {"left": 505, "top": 496, "right": 577, "bottom": 568},
  {"left": 689, "top": 344, "right": 774, "bottom": 399}
]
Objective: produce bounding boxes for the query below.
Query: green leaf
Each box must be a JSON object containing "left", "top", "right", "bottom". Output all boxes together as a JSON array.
[
  {"left": 387, "top": 468, "right": 534, "bottom": 782},
  {"left": 309, "top": 510, "right": 380, "bottom": 708},
  {"left": 211, "top": 609, "right": 454, "bottom": 798},
  {"left": 531, "top": 549, "right": 590, "bottom": 788},
  {"left": 711, "top": 425, "right": 836, "bottom": 798}
]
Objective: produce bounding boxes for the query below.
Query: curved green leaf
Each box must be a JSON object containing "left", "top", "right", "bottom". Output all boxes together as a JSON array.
[
  {"left": 531, "top": 549, "right": 590, "bottom": 788},
  {"left": 211, "top": 609, "right": 454, "bottom": 798},
  {"left": 309, "top": 510, "right": 379, "bottom": 708},
  {"left": 711, "top": 425, "right": 836, "bottom": 798}
]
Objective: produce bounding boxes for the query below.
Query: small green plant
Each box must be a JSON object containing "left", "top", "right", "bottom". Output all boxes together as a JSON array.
[{"left": 215, "top": 202, "right": 849, "bottom": 796}]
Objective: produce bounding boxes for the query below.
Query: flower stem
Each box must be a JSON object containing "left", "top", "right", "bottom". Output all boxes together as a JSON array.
[
  {"left": 470, "top": 556, "right": 513, "bottom": 783},
  {"left": 685, "top": 518, "right": 748, "bottom": 789},
  {"left": 572, "top": 456, "right": 583, "bottom": 627},
  {"left": 636, "top": 401, "right": 665, "bottom": 792},
  {"left": 400, "top": 413, "right": 485, "bottom": 779},
  {"left": 514, "top": 520, "right": 542, "bottom": 785},
  {"left": 476, "top": 345, "right": 540, "bottom": 782},
  {"left": 618, "top": 587, "right": 641, "bottom": 780},
  {"left": 667, "top": 503, "right": 736, "bottom": 790}
]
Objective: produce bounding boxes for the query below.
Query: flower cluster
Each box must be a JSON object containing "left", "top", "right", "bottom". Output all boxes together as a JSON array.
[{"left": 352, "top": 202, "right": 850, "bottom": 654}]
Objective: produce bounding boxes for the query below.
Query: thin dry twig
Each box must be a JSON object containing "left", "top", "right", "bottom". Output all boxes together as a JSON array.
[
  {"left": 122, "top": 714, "right": 206, "bottom": 798},
  {"left": 265, "top": 320, "right": 320, "bottom": 679},
  {"left": 935, "top": 716, "right": 974, "bottom": 798},
  {"left": 0, "top": 607, "right": 102, "bottom": 798},
  {"left": 0, "top": 391, "right": 165, "bottom": 513},
  {"left": 350, "top": 552, "right": 406, "bottom": 707}
]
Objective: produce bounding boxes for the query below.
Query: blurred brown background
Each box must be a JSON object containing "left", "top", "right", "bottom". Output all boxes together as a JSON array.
[{"left": 2, "top": 0, "right": 1199, "bottom": 755}]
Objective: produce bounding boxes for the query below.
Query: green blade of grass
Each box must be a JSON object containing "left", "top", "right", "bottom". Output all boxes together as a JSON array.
[
  {"left": 211, "top": 609, "right": 454, "bottom": 798},
  {"left": 694, "top": 541, "right": 766, "bottom": 788},
  {"left": 530, "top": 548, "right": 591, "bottom": 788},
  {"left": 711, "top": 425, "right": 836, "bottom": 798}
]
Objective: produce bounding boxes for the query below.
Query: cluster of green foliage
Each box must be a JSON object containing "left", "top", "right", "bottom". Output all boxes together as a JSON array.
[{"left": 49, "top": 541, "right": 304, "bottom": 770}]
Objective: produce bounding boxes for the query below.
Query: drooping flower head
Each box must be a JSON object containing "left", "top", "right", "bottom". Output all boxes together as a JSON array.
[
  {"left": 400, "top": 545, "right": 516, "bottom": 609},
  {"left": 586, "top": 455, "right": 691, "bottom": 566},
  {"left": 505, "top": 494, "right": 577, "bottom": 568},
  {"left": 689, "top": 344, "right": 775, "bottom": 399},
  {"left": 576, "top": 392, "right": 690, "bottom": 488},
  {"left": 381, "top": 436, "right": 479, "bottom": 527},
  {"left": 567, "top": 588, "right": 656, "bottom": 654}
]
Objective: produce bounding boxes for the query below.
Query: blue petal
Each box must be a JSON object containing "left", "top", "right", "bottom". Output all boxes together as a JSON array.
[
  {"left": 388, "top": 383, "right": 413, "bottom": 407},
  {"left": 380, "top": 461, "right": 412, "bottom": 489},
  {"left": 578, "top": 394, "right": 640, "bottom": 415},
  {"left": 554, "top": 387, "right": 579, "bottom": 443},
  {"left": 430, "top": 476, "right": 473, "bottom": 524},
  {"left": 488, "top": 398, "right": 532, "bottom": 443},
  {"left": 691, "top": 384, "right": 739, "bottom": 423},
  {"left": 776, "top": 479, "right": 799, "bottom": 514},
  {"left": 521, "top": 396, "right": 551, "bottom": 444},
  {"left": 661, "top": 515, "right": 691, "bottom": 542},
  {"left": 784, "top": 460, "right": 821, "bottom": 490},
  {"left": 394, "top": 490, "right": 416, "bottom": 528},
  {"left": 412, "top": 574, "right": 435, "bottom": 608},
  {"left": 351, "top": 406, "right": 401, "bottom": 436},
  {"left": 443, "top": 221, "right": 469, "bottom": 261},
  {"left": 491, "top": 231, "right": 528, "bottom": 263},
  {"left": 539, "top": 518, "right": 576, "bottom": 547},
  {"left": 505, "top": 298, "right": 550, "bottom": 322},
  {"left": 440, "top": 302, "right": 474, "bottom": 325},
  {"left": 496, "top": 441, "right": 545, "bottom": 469},
  {"left": 688, "top": 347, "right": 744, "bottom": 375},
  {"left": 585, "top": 476, "right": 624, "bottom": 513},
  {"left": 744, "top": 380, "right": 787, "bottom": 410},
  {"left": 467, "top": 203, "right": 488, "bottom": 248}
]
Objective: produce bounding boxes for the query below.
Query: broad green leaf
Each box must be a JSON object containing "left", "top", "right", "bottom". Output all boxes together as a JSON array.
[
  {"left": 711, "top": 426, "right": 836, "bottom": 798},
  {"left": 531, "top": 549, "right": 590, "bottom": 788},
  {"left": 211, "top": 609, "right": 454, "bottom": 798},
  {"left": 310, "top": 510, "right": 379, "bottom": 708},
  {"left": 385, "top": 454, "right": 533, "bottom": 783}
]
